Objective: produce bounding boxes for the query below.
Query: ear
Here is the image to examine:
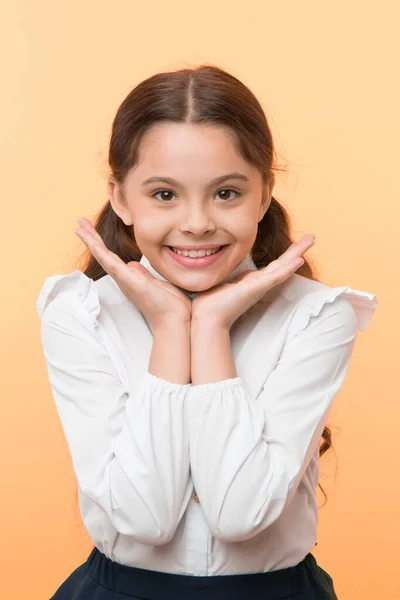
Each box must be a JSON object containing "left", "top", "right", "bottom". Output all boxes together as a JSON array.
[
  {"left": 107, "top": 177, "right": 133, "bottom": 226},
  {"left": 258, "top": 175, "right": 275, "bottom": 222}
]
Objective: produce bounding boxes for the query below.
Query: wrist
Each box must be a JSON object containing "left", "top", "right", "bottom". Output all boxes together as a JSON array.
[
  {"left": 155, "top": 316, "right": 192, "bottom": 334},
  {"left": 191, "top": 314, "right": 229, "bottom": 333}
]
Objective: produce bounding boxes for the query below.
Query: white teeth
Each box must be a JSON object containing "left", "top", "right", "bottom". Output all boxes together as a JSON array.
[{"left": 171, "top": 247, "right": 221, "bottom": 258}]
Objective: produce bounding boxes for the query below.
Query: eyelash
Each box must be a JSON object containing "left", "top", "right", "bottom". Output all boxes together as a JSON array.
[{"left": 151, "top": 187, "right": 242, "bottom": 203}]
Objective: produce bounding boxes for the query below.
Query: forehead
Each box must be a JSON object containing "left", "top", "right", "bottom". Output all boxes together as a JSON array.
[{"left": 135, "top": 122, "right": 248, "bottom": 172}]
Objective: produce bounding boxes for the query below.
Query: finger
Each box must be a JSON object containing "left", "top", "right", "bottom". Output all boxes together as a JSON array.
[
  {"left": 281, "top": 233, "right": 315, "bottom": 263},
  {"left": 263, "top": 257, "right": 304, "bottom": 287},
  {"left": 75, "top": 222, "right": 132, "bottom": 281},
  {"left": 266, "top": 234, "right": 314, "bottom": 273},
  {"left": 77, "top": 217, "right": 106, "bottom": 245},
  {"left": 232, "top": 258, "right": 301, "bottom": 306},
  {"left": 268, "top": 254, "right": 305, "bottom": 273}
]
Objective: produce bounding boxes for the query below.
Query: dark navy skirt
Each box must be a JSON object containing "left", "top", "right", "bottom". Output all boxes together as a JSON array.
[{"left": 50, "top": 545, "right": 338, "bottom": 599}]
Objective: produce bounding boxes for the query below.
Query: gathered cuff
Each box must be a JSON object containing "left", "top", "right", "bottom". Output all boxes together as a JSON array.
[
  {"left": 189, "top": 377, "right": 243, "bottom": 396},
  {"left": 145, "top": 371, "right": 192, "bottom": 391}
]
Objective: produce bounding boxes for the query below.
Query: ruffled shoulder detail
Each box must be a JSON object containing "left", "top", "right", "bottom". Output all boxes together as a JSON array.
[
  {"left": 288, "top": 285, "right": 378, "bottom": 339},
  {"left": 36, "top": 270, "right": 101, "bottom": 327}
]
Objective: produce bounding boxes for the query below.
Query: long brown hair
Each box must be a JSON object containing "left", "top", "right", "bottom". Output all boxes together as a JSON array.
[{"left": 75, "top": 64, "right": 334, "bottom": 506}]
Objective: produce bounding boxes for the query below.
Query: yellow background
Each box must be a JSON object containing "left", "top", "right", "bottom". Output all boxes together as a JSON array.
[{"left": 1, "top": 1, "right": 396, "bottom": 598}]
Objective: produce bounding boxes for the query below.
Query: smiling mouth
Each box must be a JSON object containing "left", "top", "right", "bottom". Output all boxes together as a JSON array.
[
  {"left": 168, "top": 246, "right": 226, "bottom": 256},
  {"left": 163, "top": 244, "right": 230, "bottom": 268}
]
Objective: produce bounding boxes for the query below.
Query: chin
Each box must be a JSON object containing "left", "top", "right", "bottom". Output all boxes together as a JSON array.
[
  {"left": 172, "top": 277, "right": 216, "bottom": 293},
  {"left": 177, "top": 283, "right": 209, "bottom": 294}
]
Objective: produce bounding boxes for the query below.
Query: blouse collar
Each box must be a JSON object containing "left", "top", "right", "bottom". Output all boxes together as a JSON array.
[{"left": 139, "top": 252, "right": 258, "bottom": 299}]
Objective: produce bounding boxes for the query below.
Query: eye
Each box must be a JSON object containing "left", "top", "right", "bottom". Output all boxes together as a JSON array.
[
  {"left": 152, "top": 189, "right": 176, "bottom": 202},
  {"left": 215, "top": 187, "right": 241, "bottom": 201}
]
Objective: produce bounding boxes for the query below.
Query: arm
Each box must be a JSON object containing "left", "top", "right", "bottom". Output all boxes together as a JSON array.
[
  {"left": 40, "top": 291, "right": 193, "bottom": 545},
  {"left": 149, "top": 319, "right": 191, "bottom": 384},
  {"left": 190, "top": 320, "right": 235, "bottom": 384},
  {"left": 188, "top": 296, "right": 358, "bottom": 542}
]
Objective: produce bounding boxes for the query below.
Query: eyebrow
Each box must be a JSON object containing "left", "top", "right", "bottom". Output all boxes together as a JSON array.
[{"left": 140, "top": 172, "right": 250, "bottom": 188}]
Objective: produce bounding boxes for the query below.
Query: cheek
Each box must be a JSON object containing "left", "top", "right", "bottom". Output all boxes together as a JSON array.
[
  {"left": 227, "top": 214, "right": 258, "bottom": 242},
  {"left": 133, "top": 214, "right": 166, "bottom": 241}
]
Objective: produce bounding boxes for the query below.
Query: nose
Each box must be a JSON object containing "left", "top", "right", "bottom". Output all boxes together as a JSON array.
[{"left": 179, "top": 204, "right": 216, "bottom": 236}]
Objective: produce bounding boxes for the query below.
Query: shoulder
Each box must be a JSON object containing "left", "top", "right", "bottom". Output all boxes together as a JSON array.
[
  {"left": 36, "top": 270, "right": 128, "bottom": 328},
  {"left": 261, "top": 272, "right": 378, "bottom": 337}
]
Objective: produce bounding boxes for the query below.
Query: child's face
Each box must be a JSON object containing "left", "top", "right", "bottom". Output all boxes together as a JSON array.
[{"left": 108, "top": 121, "right": 272, "bottom": 294}]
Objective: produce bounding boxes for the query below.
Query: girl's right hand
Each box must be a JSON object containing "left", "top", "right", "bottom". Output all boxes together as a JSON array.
[{"left": 75, "top": 218, "right": 192, "bottom": 329}]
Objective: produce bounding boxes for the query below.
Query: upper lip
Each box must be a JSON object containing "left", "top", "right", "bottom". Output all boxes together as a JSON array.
[{"left": 167, "top": 244, "right": 227, "bottom": 250}]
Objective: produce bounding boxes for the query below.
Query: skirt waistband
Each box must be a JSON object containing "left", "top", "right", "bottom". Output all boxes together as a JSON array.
[{"left": 87, "top": 546, "right": 322, "bottom": 600}]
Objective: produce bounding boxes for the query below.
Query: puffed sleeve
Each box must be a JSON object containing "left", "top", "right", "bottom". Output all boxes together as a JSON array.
[
  {"left": 37, "top": 271, "right": 193, "bottom": 545},
  {"left": 187, "top": 287, "right": 377, "bottom": 542}
]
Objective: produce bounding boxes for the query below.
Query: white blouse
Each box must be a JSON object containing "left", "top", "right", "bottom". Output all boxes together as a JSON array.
[{"left": 36, "top": 253, "right": 377, "bottom": 575}]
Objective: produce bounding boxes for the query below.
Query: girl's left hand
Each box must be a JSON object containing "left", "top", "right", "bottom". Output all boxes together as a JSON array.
[{"left": 191, "top": 234, "right": 316, "bottom": 330}]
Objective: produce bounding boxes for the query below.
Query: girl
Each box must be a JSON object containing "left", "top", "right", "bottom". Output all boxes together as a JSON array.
[{"left": 37, "top": 64, "right": 377, "bottom": 600}]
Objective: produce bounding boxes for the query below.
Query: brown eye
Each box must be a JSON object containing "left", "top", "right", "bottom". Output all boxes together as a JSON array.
[
  {"left": 215, "top": 188, "right": 241, "bottom": 201},
  {"left": 153, "top": 189, "right": 176, "bottom": 202}
]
